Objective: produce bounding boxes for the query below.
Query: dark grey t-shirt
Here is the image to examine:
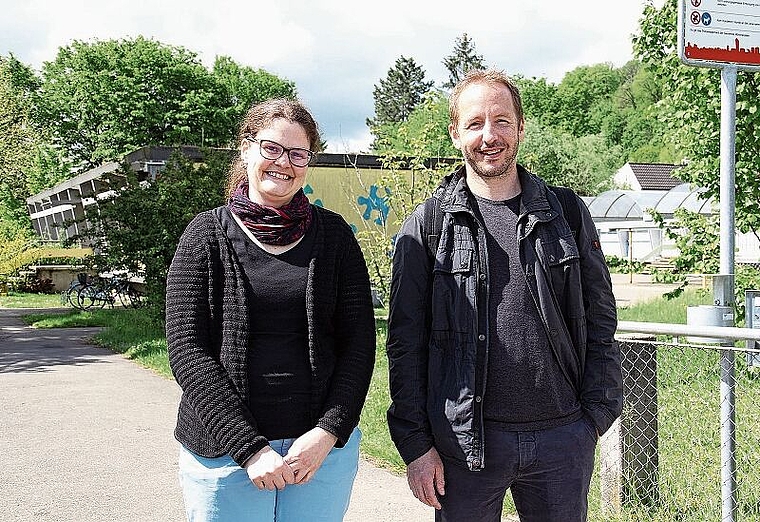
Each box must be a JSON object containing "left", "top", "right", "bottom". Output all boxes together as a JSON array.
[{"left": 472, "top": 194, "right": 581, "bottom": 431}]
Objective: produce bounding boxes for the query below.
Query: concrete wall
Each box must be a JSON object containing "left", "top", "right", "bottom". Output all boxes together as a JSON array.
[{"left": 32, "top": 266, "right": 94, "bottom": 292}]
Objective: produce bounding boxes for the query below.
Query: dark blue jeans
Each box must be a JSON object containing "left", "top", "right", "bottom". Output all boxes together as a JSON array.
[{"left": 435, "top": 417, "right": 597, "bottom": 522}]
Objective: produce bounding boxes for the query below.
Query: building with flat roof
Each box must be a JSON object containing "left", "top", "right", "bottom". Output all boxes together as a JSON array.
[{"left": 25, "top": 146, "right": 391, "bottom": 244}]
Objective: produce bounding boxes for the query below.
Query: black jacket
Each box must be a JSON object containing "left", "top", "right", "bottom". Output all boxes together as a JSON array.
[
  {"left": 166, "top": 205, "right": 376, "bottom": 466},
  {"left": 387, "top": 166, "right": 622, "bottom": 470}
]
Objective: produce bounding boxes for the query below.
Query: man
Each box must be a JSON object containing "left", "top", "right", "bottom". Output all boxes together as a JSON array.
[{"left": 386, "top": 69, "right": 622, "bottom": 522}]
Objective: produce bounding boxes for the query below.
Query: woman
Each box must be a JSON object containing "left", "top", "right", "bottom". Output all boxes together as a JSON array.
[{"left": 166, "top": 98, "right": 376, "bottom": 521}]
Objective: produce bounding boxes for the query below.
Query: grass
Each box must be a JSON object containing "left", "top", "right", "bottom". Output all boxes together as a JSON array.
[
  {"left": 89, "top": 308, "right": 171, "bottom": 377},
  {"left": 10, "top": 287, "right": 759, "bottom": 520},
  {"left": 0, "top": 291, "right": 63, "bottom": 308},
  {"left": 358, "top": 319, "right": 406, "bottom": 472},
  {"left": 617, "top": 287, "right": 713, "bottom": 323},
  {"left": 22, "top": 308, "right": 114, "bottom": 328}
]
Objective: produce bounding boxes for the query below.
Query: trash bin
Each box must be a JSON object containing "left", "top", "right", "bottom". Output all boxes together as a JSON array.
[{"left": 686, "top": 305, "right": 734, "bottom": 344}]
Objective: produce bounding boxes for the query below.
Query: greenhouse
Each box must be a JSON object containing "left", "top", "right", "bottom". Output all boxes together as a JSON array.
[{"left": 583, "top": 183, "right": 759, "bottom": 264}]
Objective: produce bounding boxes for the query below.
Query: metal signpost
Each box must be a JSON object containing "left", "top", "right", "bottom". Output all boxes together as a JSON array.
[{"left": 678, "top": 1, "right": 760, "bottom": 520}]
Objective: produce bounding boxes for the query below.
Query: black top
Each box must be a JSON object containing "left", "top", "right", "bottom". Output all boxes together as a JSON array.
[
  {"left": 222, "top": 208, "right": 315, "bottom": 440},
  {"left": 166, "top": 205, "right": 376, "bottom": 466},
  {"left": 473, "top": 194, "right": 580, "bottom": 430}
]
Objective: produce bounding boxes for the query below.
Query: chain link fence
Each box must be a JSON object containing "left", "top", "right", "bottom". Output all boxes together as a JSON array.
[{"left": 595, "top": 336, "right": 760, "bottom": 521}]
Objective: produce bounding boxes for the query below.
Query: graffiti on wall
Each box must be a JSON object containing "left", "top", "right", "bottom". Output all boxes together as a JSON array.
[
  {"left": 302, "top": 184, "right": 323, "bottom": 208},
  {"left": 302, "top": 167, "right": 397, "bottom": 233},
  {"left": 357, "top": 185, "right": 390, "bottom": 226}
]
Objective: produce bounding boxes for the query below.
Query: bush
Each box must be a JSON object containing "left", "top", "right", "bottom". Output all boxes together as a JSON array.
[
  {"left": 18, "top": 276, "right": 55, "bottom": 294},
  {"left": 72, "top": 149, "right": 231, "bottom": 320},
  {"left": 606, "top": 254, "right": 644, "bottom": 273}
]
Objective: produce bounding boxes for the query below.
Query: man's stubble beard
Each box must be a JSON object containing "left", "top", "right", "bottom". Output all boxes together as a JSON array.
[{"left": 463, "top": 138, "right": 520, "bottom": 180}]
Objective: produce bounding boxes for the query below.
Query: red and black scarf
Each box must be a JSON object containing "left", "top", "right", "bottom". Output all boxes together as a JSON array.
[{"left": 228, "top": 181, "right": 313, "bottom": 246}]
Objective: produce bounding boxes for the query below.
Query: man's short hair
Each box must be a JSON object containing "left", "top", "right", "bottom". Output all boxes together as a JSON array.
[{"left": 449, "top": 69, "right": 524, "bottom": 129}]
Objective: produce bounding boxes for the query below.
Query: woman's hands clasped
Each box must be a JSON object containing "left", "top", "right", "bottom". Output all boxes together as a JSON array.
[
  {"left": 283, "top": 427, "right": 337, "bottom": 484},
  {"left": 244, "top": 446, "right": 295, "bottom": 491},
  {"left": 244, "top": 427, "right": 338, "bottom": 490}
]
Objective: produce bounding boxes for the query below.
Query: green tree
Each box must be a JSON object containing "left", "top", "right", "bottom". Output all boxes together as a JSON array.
[
  {"left": 78, "top": 150, "right": 230, "bottom": 315},
  {"left": 553, "top": 63, "right": 624, "bottom": 137},
  {"left": 0, "top": 55, "right": 39, "bottom": 240},
  {"left": 372, "top": 90, "right": 458, "bottom": 159},
  {"left": 515, "top": 63, "right": 675, "bottom": 166},
  {"left": 35, "top": 37, "right": 218, "bottom": 169},
  {"left": 25, "top": 143, "right": 73, "bottom": 194},
  {"left": 599, "top": 61, "right": 678, "bottom": 163},
  {"left": 211, "top": 56, "right": 297, "bottom": 136},
  {"left": 616, "top": 60, "right": 662, "bottom": 111},
  {"left": 34, "top": 37, "right": 295, "bottom": 172},
  {"left": 0, "top": 54, "right": 76, "bottom": 241},
  {"left": 519, "top": 119, "right": 619, "bottom": 196},
  {"left": 367, "top": 56, "right": 433, "bottom": 136},
  {"left": 513, "top": 75, "right": 558, "bottom": 126},
  {"left": 442, "top": 33, "right": 486, "bottom": 89}
]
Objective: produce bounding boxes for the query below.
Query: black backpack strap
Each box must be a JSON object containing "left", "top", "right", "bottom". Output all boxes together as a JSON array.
[
  {"left": 422, "top": 197, "right": 444, "bottom": 264},
  {"left": 549, "top": 185, "right": 581, "bottom": 241},
  {"left": 423, "top": 186, "right": 581, "bottom": 262}
]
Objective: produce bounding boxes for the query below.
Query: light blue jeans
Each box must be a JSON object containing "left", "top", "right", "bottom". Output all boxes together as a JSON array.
[{"left": 178, "top": 428, "right": 361, "bottom": 522}]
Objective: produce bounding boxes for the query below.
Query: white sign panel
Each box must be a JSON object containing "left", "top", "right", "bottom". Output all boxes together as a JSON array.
[{"left": 679, "top": 0, "right": 760, "bottom": 69}]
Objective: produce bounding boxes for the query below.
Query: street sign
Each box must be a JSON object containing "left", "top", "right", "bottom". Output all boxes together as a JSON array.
[
  {"left": 678, "top": 0, "right": 760, "bottom": 70},
  {"left": 677, "top": 4, "right": 760, "bottom": 521}
]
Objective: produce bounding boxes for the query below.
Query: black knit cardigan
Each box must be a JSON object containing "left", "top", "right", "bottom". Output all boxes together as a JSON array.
[{"left": 166, "top": 205, "right": 376, "bottom": 466}]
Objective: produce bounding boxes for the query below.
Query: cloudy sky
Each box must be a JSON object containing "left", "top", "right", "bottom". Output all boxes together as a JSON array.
[{"left": 1, "top": 0, "right": 662, "bottom": 153}]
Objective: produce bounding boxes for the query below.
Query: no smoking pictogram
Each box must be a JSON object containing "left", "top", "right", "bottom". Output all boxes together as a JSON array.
[{"left": 691, "top": 0, "right": 701, "bottom": 7}]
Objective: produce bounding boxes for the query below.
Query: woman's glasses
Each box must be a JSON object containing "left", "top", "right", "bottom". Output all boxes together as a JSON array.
[{"left": 246, "top": 138, "right": 314, "bottom": 167}]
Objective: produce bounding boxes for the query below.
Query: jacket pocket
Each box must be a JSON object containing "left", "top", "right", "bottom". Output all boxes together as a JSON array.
[
  {"left": 541, "top": 233, "right": 580, "bottom": 268},
  {"left": 540, "top": 234, "right": 583, "bottom": 317},
  {"left": 431, "top": 247, "right": 475, "bottom": 334},
  {"left": 434, "top": 245, "right": 472, "bottom": 274}
]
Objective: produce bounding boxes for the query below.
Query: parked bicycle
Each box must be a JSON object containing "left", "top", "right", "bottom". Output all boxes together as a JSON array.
[
  {"left": 60, "top": 272, "right": 89, "bottom": 308},
  {"left": 63, "top": 274, "right": 144, "bottom": 310}
]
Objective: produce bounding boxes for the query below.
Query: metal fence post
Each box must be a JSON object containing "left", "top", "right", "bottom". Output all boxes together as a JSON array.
[{"left": 601, "top": 335, "right": 659, "bottom": 513}]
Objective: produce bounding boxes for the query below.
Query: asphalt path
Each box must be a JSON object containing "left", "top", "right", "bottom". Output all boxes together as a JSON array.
[{"left": 0, "top": 307, "right": 432, "bottom": 522}]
